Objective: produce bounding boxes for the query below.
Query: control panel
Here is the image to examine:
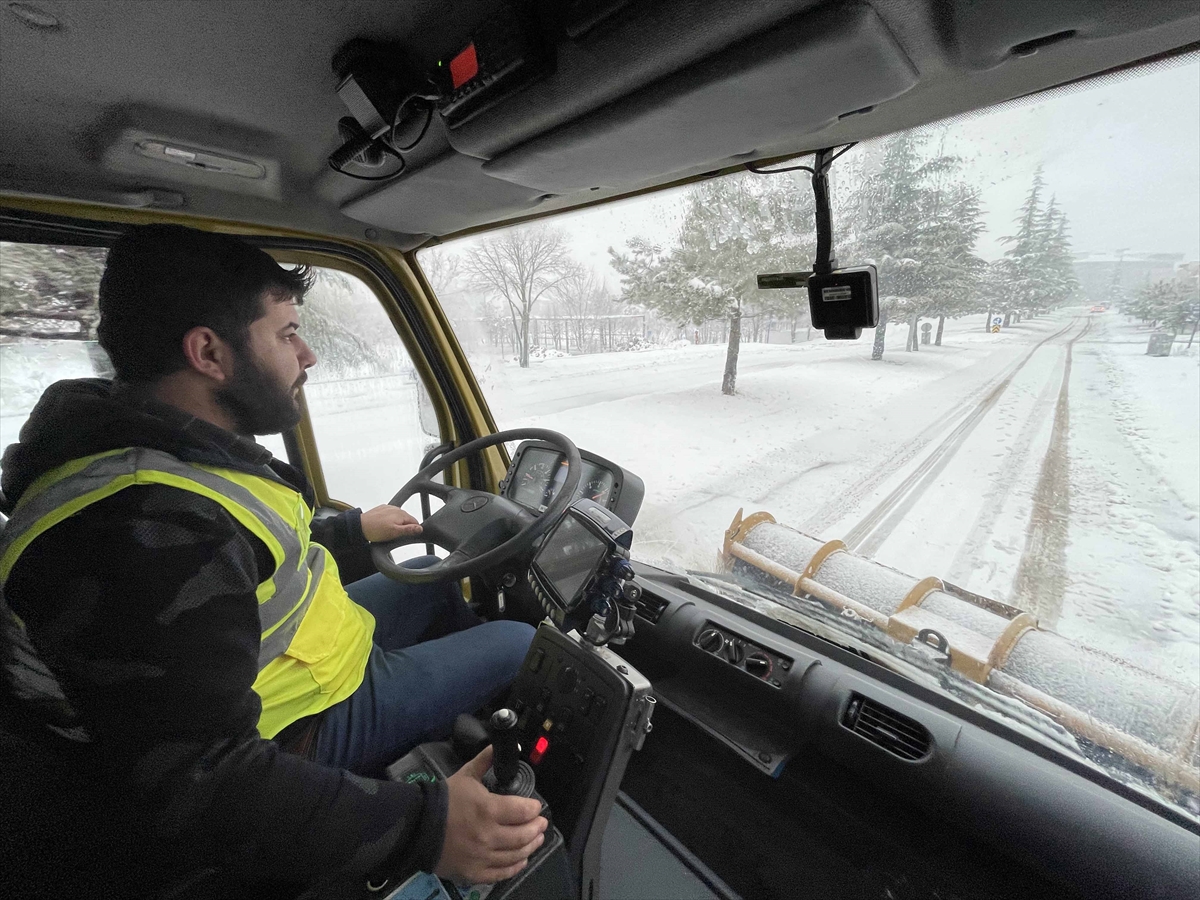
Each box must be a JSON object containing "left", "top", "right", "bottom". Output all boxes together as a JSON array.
[
  {"left": 378, "top": 625, "right": 653, "bottom": 900},
  {"left": 694, "top": 622, "right": 793, "bottom": 687},
  {"left": 508, "top": 626, "right": 654, "bottom": 899}
]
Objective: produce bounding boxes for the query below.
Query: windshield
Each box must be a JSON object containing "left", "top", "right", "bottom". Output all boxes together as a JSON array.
[{"left": 422, "top": 58, "right": 1200, "bottom": 816}]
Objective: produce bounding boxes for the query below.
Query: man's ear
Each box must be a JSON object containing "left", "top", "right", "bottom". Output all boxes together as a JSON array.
[{"left": 180, "top": 326, "right": 234, "bottom": 383}]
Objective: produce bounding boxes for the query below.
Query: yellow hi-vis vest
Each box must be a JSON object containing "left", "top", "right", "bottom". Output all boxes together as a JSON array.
[{"left": 0, "top": 447, "right": 375, "bottom": 739}]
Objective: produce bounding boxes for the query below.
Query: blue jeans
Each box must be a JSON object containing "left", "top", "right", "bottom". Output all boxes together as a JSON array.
[{"left": 313, "top": 559, "right": 535, "bottom": 776}]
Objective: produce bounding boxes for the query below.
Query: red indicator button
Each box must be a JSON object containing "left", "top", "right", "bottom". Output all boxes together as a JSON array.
[
  {"left": 449, "top": 43, "right": 479, "bottom": 89},
  {"left": 529, "top": 735, "right": 550, "bottom": 765}
]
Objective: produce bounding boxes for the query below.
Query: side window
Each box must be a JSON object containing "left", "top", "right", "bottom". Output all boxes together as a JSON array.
[
  {"left": 0, "top": 241, "right": 292, "bottom": 467},
  {"left": 0, "top": 246, "right": 437, "bottom": 512},
  {"left": 298, "top": 267, "right": 440, "bottom": 511},
  {"left": 0, "top": 242, "right": 114, "bottom": 473}
]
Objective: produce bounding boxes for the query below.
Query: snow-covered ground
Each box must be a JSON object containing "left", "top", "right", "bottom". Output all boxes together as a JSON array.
[
  {"left": 476, "top": 309, "right": 1199, "bottom": 685},
  {"left": 3, "top": 310, "right": 1197, "bottom": 685},
  {"left": 1058, "top": 317, "right": 1200, "bottom": 683}
]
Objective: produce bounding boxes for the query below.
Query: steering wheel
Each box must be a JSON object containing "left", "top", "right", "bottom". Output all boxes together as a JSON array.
[{"left": 371, "top": 428, "right": 582, "bottom": 585}]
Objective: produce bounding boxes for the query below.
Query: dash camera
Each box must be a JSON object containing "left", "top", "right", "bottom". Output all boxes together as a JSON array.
[{"left": 807, "top": 265, "right": 879, "bottom": 340}]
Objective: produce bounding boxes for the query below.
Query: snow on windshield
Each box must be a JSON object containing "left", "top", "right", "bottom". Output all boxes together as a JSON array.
[{"left": 426, "top": 60, "right": 1200, "bottom": 809}]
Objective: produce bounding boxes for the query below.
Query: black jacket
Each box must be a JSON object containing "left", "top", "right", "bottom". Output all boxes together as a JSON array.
[{"left": 0, "top": 379, "right": 447, "bottom": 898}]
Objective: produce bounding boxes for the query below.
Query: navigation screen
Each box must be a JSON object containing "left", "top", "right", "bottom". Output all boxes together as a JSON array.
[{"left": 532, "top": 513, "right": 609, "bottom": 609}]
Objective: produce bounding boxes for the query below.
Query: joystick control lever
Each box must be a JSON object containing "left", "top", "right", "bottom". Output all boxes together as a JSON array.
[
  {"left": 485, "top": 708, "right": 536, "bottom": 797},
  {"left": 491, "top": 708, "right": 521, "bottom": 786}
]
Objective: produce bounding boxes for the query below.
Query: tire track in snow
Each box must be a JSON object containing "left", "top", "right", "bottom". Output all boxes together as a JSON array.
[
  {"left": 831, "top": 318, "right": 1083, "bottom": 553},
  {"left": 633, "top": 319, "right": 1077, "bottom": 564},
  {"left": 1010, "top": 317, "right": 1092, "bottom": 625},
  {"left": 944, "top": 345, "right": 1067, "bottom": 584}
]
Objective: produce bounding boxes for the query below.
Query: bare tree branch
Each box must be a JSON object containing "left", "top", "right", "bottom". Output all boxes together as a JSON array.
[{"left": 461, "top": 226, "right": 579, "bottom": 366}]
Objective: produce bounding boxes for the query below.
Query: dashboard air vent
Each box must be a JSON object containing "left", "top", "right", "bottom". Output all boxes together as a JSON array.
[
  {"left": 632, "top": 592, "right": 669, "bottom": 623},
  {"left": 842, "top": 694, "right": 932, "bottom": 761}
]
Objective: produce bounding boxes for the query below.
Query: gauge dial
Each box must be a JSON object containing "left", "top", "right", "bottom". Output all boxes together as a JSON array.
[
  {"left": 521, "top": 461, "right": 552, "bottom": 488},
  {"left": 584, "top": 476, "right": 612, "bottom": 504},
  {"left": 512, "top": 458, "right": 555, "bottom": 509}
]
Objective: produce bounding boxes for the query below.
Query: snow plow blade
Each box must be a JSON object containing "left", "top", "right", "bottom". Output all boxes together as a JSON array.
[{"left": 721, "top": 510, "right": 1200, "bottom": 796}]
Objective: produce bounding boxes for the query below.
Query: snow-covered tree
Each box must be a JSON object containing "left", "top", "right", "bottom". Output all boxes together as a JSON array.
[
  {"left": 1000, "top": 170, "right": 1079, "bottom": 317},
  {"left": 549, "top": 269, "right": 623, "bottom": 354},
  {"left": 1038, "top": 197, "right": 1081, "bottom": 310},
  {"left": 922, "top": 180, "right": 986, "bottom": 345},
  {"left": 1127, "top": 280, "right": 1200, "bottom": 342},
  {"left": 462, "top": 227, "right": 579, "bottom": 367},
  {"left": 419, "top": 247, "right": 460, "bottom": 297},
  {"left": 847, "top": 132, "right": 983, "bottom": 358},
  {"left": 300, "top": 270, "right": 410, "bottom": 378},
  {"left": 0, "top": 242, "right": 107, "bottom": 342},
  {"left": 611, "top": 174, "right": 812, "bottom": 393},
  {"left": 1105, "top": 250, "right": 1131, "bottom": 311}
]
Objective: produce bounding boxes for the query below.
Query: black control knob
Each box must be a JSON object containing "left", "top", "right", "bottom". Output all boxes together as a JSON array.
[
  {"left": 745, "top": 653, "right": 772, "bottom": 678},
  {"left": 490, "top": 708, "right": 521, "bottom": 788},
  {"left": 556, "top": 666, "right": 578, "bottom": 694},
  {"left": 698, "top": 629, "right": 724, "bottom": 653},
  {"left": 725, "top": 640, "right": 746, "bottom": 665}
]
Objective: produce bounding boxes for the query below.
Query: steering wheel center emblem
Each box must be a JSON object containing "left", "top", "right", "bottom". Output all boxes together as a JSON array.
[{"left": 460, "top": 496, "right": 490, "bottom": 513}]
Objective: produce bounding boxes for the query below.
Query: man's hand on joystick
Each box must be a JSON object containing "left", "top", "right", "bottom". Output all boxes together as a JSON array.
[
  {"left": 436, "top": 745, "right": 548, "bottom": 885},
  {"left": 486, "top": 708, "right": 537, "bottom": 797}
]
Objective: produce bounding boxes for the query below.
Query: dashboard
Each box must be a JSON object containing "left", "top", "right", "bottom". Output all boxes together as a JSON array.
[{"left": 502, "top": 441, "right": 644, "bottom": 526}]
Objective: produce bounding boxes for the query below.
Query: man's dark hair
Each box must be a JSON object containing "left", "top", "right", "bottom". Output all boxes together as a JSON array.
[{"left": 97, "top": 224, "right": 313, "bottom": 383}]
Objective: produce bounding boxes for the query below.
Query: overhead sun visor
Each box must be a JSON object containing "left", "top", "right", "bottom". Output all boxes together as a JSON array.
[
  {"left": 480, "top": 2, "right": 917, "bottom": 194},
  {"left": 341, "top": 151, "right": 548, "bottom": 236},
  {"left": 938, "top": 0, "right": 1200, "bottom": 70}
]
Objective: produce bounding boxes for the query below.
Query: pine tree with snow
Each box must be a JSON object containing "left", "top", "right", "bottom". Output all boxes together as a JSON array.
[
  {"left": 847, "top": 132, "right": 982, "bottom": 358},
  {"left": 999, "top": 167, "right": 1045, "bottom": 318},
  {"left": 1036, "top": 196, "right": 1081, "bottom": 311},
  {"left": 1000, "top": 170, "right": 1079, "bottom": 316},
  {"left": 921, "top": 179, "right": 986, "bottom": 345}
]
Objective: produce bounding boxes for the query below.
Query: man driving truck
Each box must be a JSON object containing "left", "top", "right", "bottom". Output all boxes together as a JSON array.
[{"left": 0, "top": 224, "right": 546, "bottom": 896}]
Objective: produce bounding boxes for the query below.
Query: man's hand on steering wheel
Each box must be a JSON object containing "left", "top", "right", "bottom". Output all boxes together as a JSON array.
[
  {"left": 361, "top": 505, "right": 423, "bottom": 543},
  {"left": 371, "top": 428, "right": 581, "bottom": 585}
]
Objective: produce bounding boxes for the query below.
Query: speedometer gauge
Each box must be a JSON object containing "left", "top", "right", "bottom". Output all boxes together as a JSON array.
[
  {"left": 522, "top": 460, "right": 553, "bottom": 488},
  {"left": 512, "top": 458, "right": 555, "bottom": 510},
  {"left": 585, "top": 476, "right": 613, "bottom": 504}
]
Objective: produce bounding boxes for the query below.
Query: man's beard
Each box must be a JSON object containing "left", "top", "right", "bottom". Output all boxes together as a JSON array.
[{"left": 215, "top": 350, "right": 305, "bottom": 436}]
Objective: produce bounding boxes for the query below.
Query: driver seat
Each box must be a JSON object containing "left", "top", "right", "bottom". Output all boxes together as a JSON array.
[
  {"left": 0, "top": 503, "right": 294, "bottom": 899},
  {"left": 0, "top": 501, "right": 83, "bottom": 894}
]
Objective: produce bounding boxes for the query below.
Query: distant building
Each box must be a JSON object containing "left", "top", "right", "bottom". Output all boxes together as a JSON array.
[
  {"left": 1177, "top": 261, "right": 1200, "bottom": 298},
  {"left": 1072, "top": 252, "right": 1185, "bottom": 304}
]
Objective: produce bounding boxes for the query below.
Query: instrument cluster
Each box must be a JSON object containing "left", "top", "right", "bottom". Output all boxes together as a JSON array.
[{"left": 502, "top": 442, "right": 644, "bottom": 526}]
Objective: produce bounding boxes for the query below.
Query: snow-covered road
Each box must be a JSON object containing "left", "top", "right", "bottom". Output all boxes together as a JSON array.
[{"left": 488, "top": 310, "right": 1199, "bottom": 684}]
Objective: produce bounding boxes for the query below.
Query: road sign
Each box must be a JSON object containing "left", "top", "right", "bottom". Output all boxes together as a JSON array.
[
  {"left": 991, "top": 324, "right": 1001, "bottom": 334},
  {"left": 991, "top": 315, "right": 1004, "bottom": 326}
]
